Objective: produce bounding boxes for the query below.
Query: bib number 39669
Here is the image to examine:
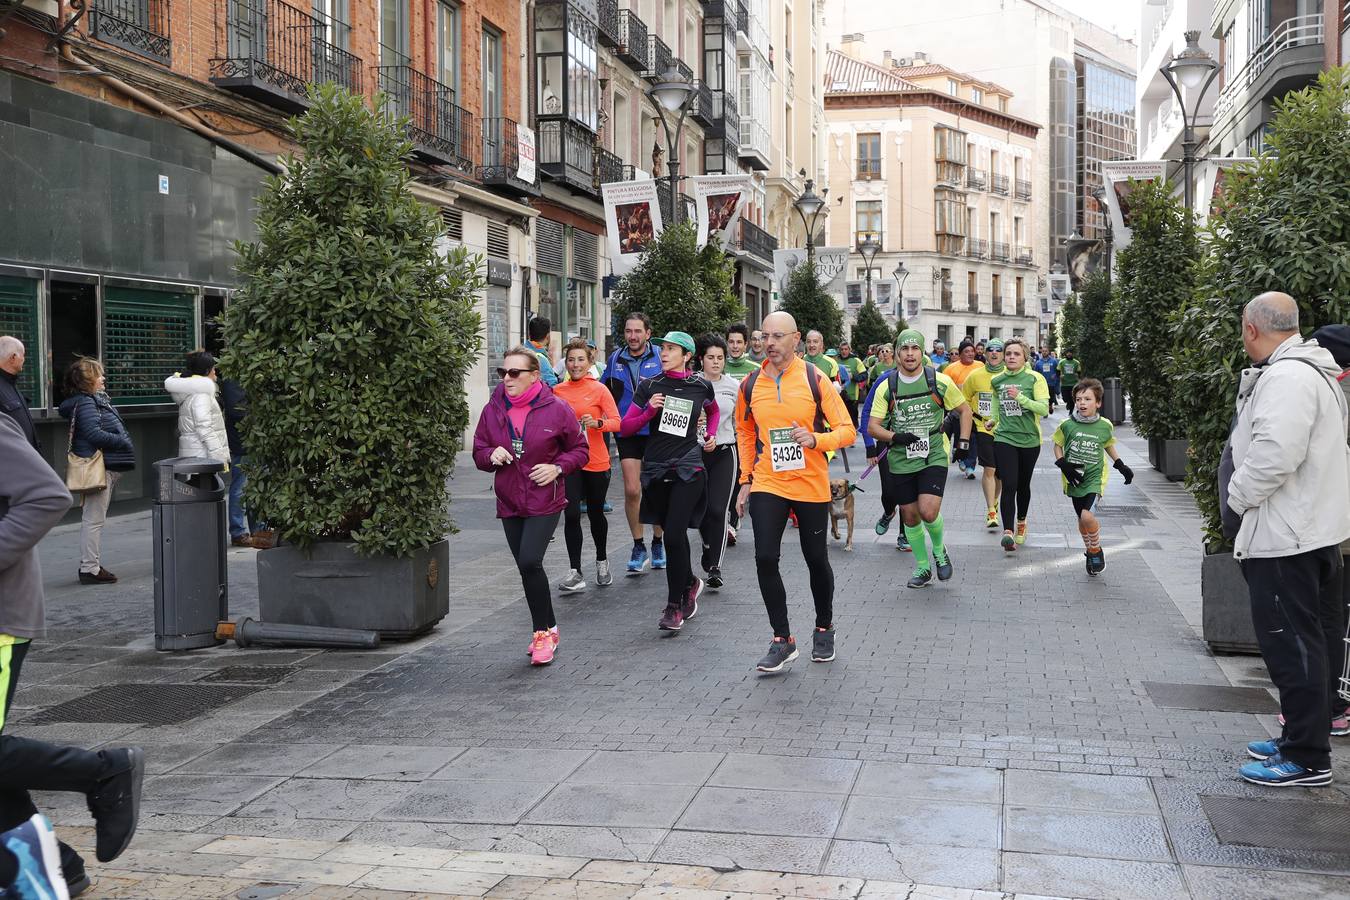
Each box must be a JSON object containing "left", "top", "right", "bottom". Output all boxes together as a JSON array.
[
  {"left": 769, "top": 427, "right": 806, "bottom": 472},
  {"left": 658, "top": 396, "right": 694, "bottom": 437}
]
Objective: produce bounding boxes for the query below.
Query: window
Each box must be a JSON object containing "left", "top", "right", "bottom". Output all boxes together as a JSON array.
[
  {"left": 313, "top": 0, "right": 349, "bottom": 49},
  {"left": 613, "top": 91, "right": 631, "bottom": 158},
  {"left": 947, "top": 78, "right": 959, "bottom": 95},
  {"left": 437, "top": 1, "right": 460, "bottom": 95},
  {"left": 481, "top": 24, "right": 502, "bottom": 119},
  {"left": 999, "top": 96, "right": 1008, "bottom": 112},
  {"left": 785, "top": 103, "right": 793, "bottom": 164},
  {"left": 566, "top": 279, "right": 593, "bottom": 339},
  {"left": 48, "top": 278, "right": 98, "bottom": 408},
  {"left": 855, "top": 200, "right": 882, "bottom": 246},
  {"left": 538, "top": 273, "right": 562, "bottom": 327},
  {"left": 856, "top": 132, "right": 881, "bottom": 179},
  {"left": 989, "top": 327, "right": 1002, "bottom": 339},
  {"left": 1015, "top": 277, "right": 1024, "bottom": 302},
  {"left": 380, "top": 0, "right": 409, "bottom": 61},
  {"left": 991, "top": 274, "right": 1001, "bottom": 300},
  {"left": 934, "top": 126, "right": 968, "bottom": 164},
  {"left": 934, "top": 189, "right": 966, "bottom": 236},
  {"left": 971, "top": 87, "right": 983, "bottom": 105},
  {"left": 989, "top": 211, "right": 1000, "bottom": 242},
  {"left": 1013, "top": 216, "right": 1024, "bottom": 245},
  {"left": 0, "top": 274, "right": 41, "bottom": 405},
  {"left": 102, "top": 284, "right": 197, "bottom": 405},
  {"left": 534, "top": 4, "right": 597, "bottom": 129}
]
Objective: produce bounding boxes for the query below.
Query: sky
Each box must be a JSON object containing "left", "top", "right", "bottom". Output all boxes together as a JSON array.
[{"left": 1055, "top": 0, "right": 1142, "bottom": 40}]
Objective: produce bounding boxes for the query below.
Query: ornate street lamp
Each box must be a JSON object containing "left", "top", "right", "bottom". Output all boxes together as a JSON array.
[
  {"left": 793, "top": 169, "right": 828, "bottom": 266},
  {"left": 1090, "top": 186, "right": 1115, "bottom": 285},
  {"left": 892, "top": 262, "right": 909, "bottom": 318},
  {"left": 858, "top": 234, "right": 881, "bottom": 306},
  {"left": 1161, "top": 30, "right": 1220, "bottom": 212},
  {"left": 647, "top": 66, "right": 696, "bottom": 223}
]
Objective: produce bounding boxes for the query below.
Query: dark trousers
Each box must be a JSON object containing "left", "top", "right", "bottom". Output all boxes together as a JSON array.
[
  {"left": 645, "top": 474, "right": 706, "bottom": 607},
  {"left": 874, "top": 446, "right": 899, "bottom": 516},
  {"left": 993, "top": 442, "right": 1040, "bottom": 531},
  {"left": 502, "top": 514, "right": 561, "bottom": 632},
  {"left": 563, "top": 470, "right": 610, "bottom": 569},
  {"left": 749, "top": 493, "right": 833, "bottom": 638},
  {"left": 1060, "top": 384, "right": 1075, "bottom": 408},
  {"left": 1242, "top": 546, "right": 1345, "bottom": 771},
  {"left": 699, "top": 445, "right": 738, "bottom": 572},
  {"left": 843, "top": 396, "right": 860, "bottom": 430}
]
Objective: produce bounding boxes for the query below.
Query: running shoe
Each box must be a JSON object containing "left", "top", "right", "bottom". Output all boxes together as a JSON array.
[
  {"left": 965, "top": 469, "right": 976, "bottom": 480},
  {"left": 706, "top": 567, "right": 723, "bottom": 590},
  {"left": 659, "top": 604, "right": 684, "bottom": 631},
  {"left": 88, "top": 747, "right": 143, "bottom": 863},
  {"left": 1, "top": 814, "right": 69, "bottom": 900},
  {"left": 1247, "top": 738, "right": 1281, "bottom": 761},
  {"left": 726, "top": 527, "right": 737, "bottom": 547},
  {"left": 985, "top": 509, "right": 999, "bottom": 529},
  {"left": 1238, "top": 754, "right": 1331, "bottom": 787},
  {"left": 756, "top": 638, "right": 798, "bottom": 673},
  {"left": 682, "top": 578, "right": 703, "bottom": 621},
  {"left": 812, "top": 628, "right": 835, "bottom": 662},
  {"left": 1277, "top": 707, "right": 1350, "bottom": 735},
  {"left": 1001, "top": 530, "right": 1016, "bottom": 551},
  {"left": 1087, "top": 549, "right": 1105, "bottom": 575},
  {"left": 558, "top": 569, "right": 586, "bottom": 593},
  {"left": 529, "top": 630, "right": 556, "bottom": 665},
  {"left": 579, "top": 501, "right": 588, "bottom": 513},
  {"left": 627, "top": 544, "right": 650, "bottom": 575},
  {"left": 526, "top": 626, "right": 560, "bottom": 657},
  {"left": 1084, "top": 552, "right": 1096, "bottom": 576},
  {"left": 897, "top": 532, "right": 910, "bottom": 552},
  {"left": 651, "top": 540, "right": 667, "bottom": 569},
  {"left": 875, "top": 511, "right": 895, "bottom": 535},
  {"left": 907, "top": 568, "right": 933, "bottom": 589},
  {"left": 603, "top": 501, "right": 613, "bottom": 512},
  {"left": 934, "top": 549, "right": 953, "bottom": 581},
  {"left": 596, "top": 560, "right": 613, "bottom": 587},
  {"left": 1015, "top": 520, "right": 1028, "bottom": 545}
]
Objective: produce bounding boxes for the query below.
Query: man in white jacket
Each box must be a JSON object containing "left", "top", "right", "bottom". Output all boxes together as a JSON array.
[{"left": 1229, "top": 293, "right": 1350, "bottom": 788}]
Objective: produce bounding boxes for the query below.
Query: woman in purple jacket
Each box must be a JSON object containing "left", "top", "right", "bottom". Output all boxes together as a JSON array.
[{"left": 473, "top": 347, "right": 589, "bottom": 666}]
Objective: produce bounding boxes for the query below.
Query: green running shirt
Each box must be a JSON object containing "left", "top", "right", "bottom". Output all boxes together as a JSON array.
[
  {"left": 869, "top": 370, "right": 966, "bottom": 474},
  {"left": 991, "top": 367, "right": 1050, "bottom": 448},
  {"left": 1053, "top": 416, "right": 1117, "bottom": 497}
]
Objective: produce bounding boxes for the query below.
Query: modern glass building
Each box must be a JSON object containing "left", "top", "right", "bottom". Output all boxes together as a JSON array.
[{"left": 1075, "top": 51, "right": 1137, "bottom": 241}]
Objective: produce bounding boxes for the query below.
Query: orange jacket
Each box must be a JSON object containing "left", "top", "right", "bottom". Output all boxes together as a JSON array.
[
  {"left": 942, "top": 359, "right": 981, "bottom": 387},
  {"left": 553, "top": 375, "right": 620, "bottom": 472},
  {"left": 735, "top": 357, "right": 857, "bottom": 503}
]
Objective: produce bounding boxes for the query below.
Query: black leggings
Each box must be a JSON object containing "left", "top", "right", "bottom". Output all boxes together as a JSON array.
[
  {"left": 699, "top": 445, "right": 738, "bottom": 572},
  {"left": 875, "top": 445, "right": 899, "bottom": 515},
  {"left": 993, "top": 442, "right": 1040, "bottom": 530},
  {"left": 502, "top": 513, "right": 560, "bottom": 632},
  {"left": 564, "top": 470, "right": 610, "bottom": 569},
  {"left": 645, "top": 474, "right": 706, "bottom": 607},
  {"left": 749, "top": 492, "right": 833, "bottom": 638}
]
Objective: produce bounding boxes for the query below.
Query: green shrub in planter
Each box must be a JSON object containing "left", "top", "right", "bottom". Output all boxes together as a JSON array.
[
  {"left": 612, "top": 221, "right": 743, "bottom": 339},
  {"left": 1054, "top": 292, "right": 1082, "bottom": 354},
  {"left": 222, "top": 83, "right": 485, "bottom": 558},
  {"left": 1075, "top": 272, "right": 1119, "bottom": 380},
  {"left": 778, "top": 259, "right": 844, "bottom": 346},
  {"left": 850, "top": 297, "right": 893, "bottom": 351}
]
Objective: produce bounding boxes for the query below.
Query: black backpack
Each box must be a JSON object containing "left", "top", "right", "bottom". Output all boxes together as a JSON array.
[
  {"left": 885, "top": 366, "right": 949, "bottom": 435},
  {"left": 739, "top": 361, "right": 827, "bottom": 434}
]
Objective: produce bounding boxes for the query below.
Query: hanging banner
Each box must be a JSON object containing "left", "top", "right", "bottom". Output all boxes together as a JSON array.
[
  {"left": 845, "top": 281, "right": 864, "bottom": 306},
  {"left": 690, "top": 174, "right": 753, "bottom": 249},
  {"left": 1100, "top": 160, "right": 1167, "bottom": 251},
  {"left": 773, "top": 247, "right": 849, "bottom": 297},
  {"left": 516, "top": 125, "right": 536, "bottom": 185},
  {"left": 873, "top": 281, "right": 895, "bottom": 313},
  {"left": 602, "top": 179, "right": 664, "bottom": 277},
  {"left": 1196, "top": 157, "right": 1256, "bottom": 222}
]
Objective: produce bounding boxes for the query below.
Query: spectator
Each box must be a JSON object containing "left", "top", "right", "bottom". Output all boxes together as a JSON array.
[
  {"left": 219, "top": 375, "right": 264, "bottom": 549},
  {"left": 0, "top": 336, "right": 39, "bottom": 451},
  {"left": 526, "top": 317, "right": 560, "bottom": 386},
  {"left": 165, "top": 350, "right": 230, "bottom": 464}
]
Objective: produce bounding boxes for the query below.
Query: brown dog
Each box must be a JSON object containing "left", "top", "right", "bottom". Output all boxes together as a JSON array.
[{"left": 829, "top": 478, "right": 856, "bottom": 551}]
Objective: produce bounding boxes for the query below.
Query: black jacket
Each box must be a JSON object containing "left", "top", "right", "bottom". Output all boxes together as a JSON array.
[
  {"left": 219, "top": 378, "right": 247, "bottom": 458},
  {"left": 0, "top": 369, "right": 39, "bottom": 451},
  {"left": 58, "top": 393, "right": 136, "bottom": 472}
]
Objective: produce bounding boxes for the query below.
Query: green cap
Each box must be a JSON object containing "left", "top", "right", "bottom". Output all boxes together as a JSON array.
[
  {"left": 825, "top": 348, "right": 839, "bottom": 357},
  {"left": 654, "top": 331, "right": 696, "bottom": 354},
  {"left": 896, "top": 329, "right": 924, "bottom": 348},
  {"left": 985, "top": 339, "right": 1004, "bottom": 351}
]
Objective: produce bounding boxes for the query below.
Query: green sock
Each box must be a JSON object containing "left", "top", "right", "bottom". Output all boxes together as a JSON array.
[
  {"left": 924, "top": 515, "right": 946, "bottom": 562},
  {"left": 904, "top": 522, "right": 929, "bottom": 570}
]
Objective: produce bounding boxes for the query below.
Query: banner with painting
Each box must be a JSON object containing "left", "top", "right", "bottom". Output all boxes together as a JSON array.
[
  {"left": 1100, "top": 160, "right": 1167, "bottom": 252},
  {"left": 602, "top": 179, "right": 664, "bottom": 276},
  {"left": 690, "top": 174, "right": 753, "bottom": 249},
  {"left": 1196, "top": 158, "right": 1256, "bottom": 222}
]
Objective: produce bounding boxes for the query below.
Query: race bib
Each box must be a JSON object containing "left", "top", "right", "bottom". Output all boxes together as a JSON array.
[
  {"left": 1001, "top": 396, "right": 1023, "bottom": 417},
  {"left": 769, "top": 427, "right": 805, "bottom": 472},
  {"left": 511, "top": 437, "right": 524, "bottom": 456},
  {"left": 659, "top": 396, "right": 694, "bottom": 437},
  {"left": 977, "top": 394, "right": 993, "bottom": 418},
  {"left": 906, "top": 435, "right": 930, "bottom": 460}
]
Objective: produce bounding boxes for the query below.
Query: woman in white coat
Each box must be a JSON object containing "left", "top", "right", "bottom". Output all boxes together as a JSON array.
[{"left": 165, "top": 350, "right": 230, "bottom": 464}]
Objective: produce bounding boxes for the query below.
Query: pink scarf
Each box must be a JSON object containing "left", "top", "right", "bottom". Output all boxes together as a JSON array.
[{"left": 505, "top": 380, "right": 543, "bottom": 435}]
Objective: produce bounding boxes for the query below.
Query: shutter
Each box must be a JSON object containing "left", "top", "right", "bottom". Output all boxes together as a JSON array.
[
  {"left": 103, "top": 285, "right": 196, "bottom": 405},
  {"left": 0, "top": 276, "right": 40, "bottom": 403},
  {"left": 571, "top": 230, "right": 599, "bottom": 283},
  {"left": 441, "top": 208, "right": 464, "bottom": 241},
  {"left": 486, "top": 221, "right": 510, "bottom": 260},
  {"left": 536, "top": 219, "right": 564, "bottom": 275}
]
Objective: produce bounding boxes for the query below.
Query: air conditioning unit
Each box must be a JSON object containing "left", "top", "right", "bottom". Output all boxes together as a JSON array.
[{"left": 893, "top": 57, "right": 912, "bottom": 68}]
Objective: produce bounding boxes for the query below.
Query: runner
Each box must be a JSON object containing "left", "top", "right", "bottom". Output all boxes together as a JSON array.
[
  {"left": 1035, "top": 344, "right": 1060, "bottom": 413},
  {"left": 941, "top": 340, "right": 982, "bottom": 479},
  {"left": 868, "top": 344, "right": 895, "bottom": 383},
  {"left": 696, "top": 334, "right": 741, "bottom": 590},
  {"left": 930, "top": 342, "right": 949, "bottom": 368},
  {"left": 748, "top": 329, "right": 768, "bottom": 364},
  {"left": 1057, "top": 349, "right": 1081, "bottom": 410},
  {"left": 1052, "top": 378, "right": 1133, "bottom": 575},
  {"left": 724, "top": 323, "right": 760, "bottom": 379},
  {"left": 837, "top": 340, "right": 868, "bottom": 429},
  {"left": 867, "top": 330, "right": 973, "bottom": 588},
  {"left": 735, "top": 312, "right": 857, "bottom": 673},
  {"left": 553, "top": 338, "right": 621, "bottom": 592},
  {"left": 620, "top": 331, "right": 719, "bottom": 632},
  {"left": 991, "top": 338, "right": 1051, "bottom": 551},
  {"left": 860, "top": 371, "right": 906, "bottom": 550},
  {"left": 961, "top": 339, "right": 1006, "bottom": 528},
  {"left": 601, "top": 312, "right": 666, "bottom": 574},
  {"left": 803, "top": 331, "right": 844, "bottom": 392}
]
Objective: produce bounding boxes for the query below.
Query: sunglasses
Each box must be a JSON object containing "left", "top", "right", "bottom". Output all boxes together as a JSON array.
[{"left": 496, "top": 367, "right": 534, "bottom": 379}]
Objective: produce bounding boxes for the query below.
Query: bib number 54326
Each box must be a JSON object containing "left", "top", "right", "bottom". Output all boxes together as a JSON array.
[{"left": 768, "top": 427, "right": 805, "bottom": 472}]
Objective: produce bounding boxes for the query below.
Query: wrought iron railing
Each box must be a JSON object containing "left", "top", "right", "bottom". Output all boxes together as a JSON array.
[
  {"left": 719, "top": 90, "right": 739, "bottom": 146},
  {"left": 967, "top": 293, "right": 979, "bottom": 312},
  {"left": 1016, "top": 298, "right": 1027, "bottom": 317},
  {"left": 1015, "top": 245, "right": 1034, "bottom": 265},
  {"left": 646, "top": 34, "right": 673, "bottom": 79},
  {"left": 596, "top": 0, "right": 620, "bottom": 47},
  {"left": 990, "top": 174, "right": 1009, "bottom": 195},
  {"left": 966, "top": 169, "right": 986, "bottom": 190},
  {"left": 479, "top": 117, "right": 539, "bottom": 193},
  {"left": 593, "top": 145, "right": 626, "bottom": 189},
  {"left": 738, "top": 217, "right": 777, "bottom": 263},
  {"left": 965, "top": 239, "right": 987, "bottom": 258},
  {"left": 992, "top": 295, "right": 1004, "bottom": 316},
  {"left": 376, "top": 62, "right": 474, "bottom": 172},
  {"left": 90, "top": 0, "right": 171, "bottom": 64},
  {"left": 735, "top": 0, "right": 748, "bottom": 36},
  {"left": 1015, "top": 178, "right": 1032, "bottom": 200},
  {"left": 616, "top": 10, "right": 650, "bottom": 71},
  {"left": 210, "top": 0, "right": 361, "bottom": 106},
  {"left": 990, "top": 241, "right": 1010, "bottom": 261},
  {"left": 1214, "top": 14, "right": 1323, "bottom": 120},
  {"left": 691, "top": 79, "right": 715, "bottom": 126},
  {"left": 537, "top": 118, "right": 597, "bottom": 193}
]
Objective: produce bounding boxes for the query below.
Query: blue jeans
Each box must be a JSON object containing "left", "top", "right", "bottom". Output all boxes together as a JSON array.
[{"left": 228, "top": 454, "right": 250, "bottom": 539}]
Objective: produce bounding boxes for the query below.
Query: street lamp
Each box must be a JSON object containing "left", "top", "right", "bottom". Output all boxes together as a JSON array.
[
  {"left": 646, "top": 65, "right": 696, "bottom": 223},
  {"left": 892, "top": 262, "right": 909, "bottom": 318},
  {"left": 1090, "top": 186, "right": 1115, "bottom": 285},
  {"left": 1160, "top": 30, "right": 1220, "bottom": 212},
  {"left": 793, "top": 169, "right": 828, "bottom": 266},
  {"left": 858, "top": 234, "right": 881, "bottom": 306}
]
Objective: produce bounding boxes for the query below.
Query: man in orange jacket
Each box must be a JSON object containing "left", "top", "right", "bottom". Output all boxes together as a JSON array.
[{"left": 735, "top": 312, "right": 857, "bottom": 674}]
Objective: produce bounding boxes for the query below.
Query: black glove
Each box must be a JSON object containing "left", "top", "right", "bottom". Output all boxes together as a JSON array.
[
  {"left": 892, "top": 431, "right": 920, "bottom": 447},
  {"left": 1055, "top": 456, "right": 1085, "bottom": 487},
  {"left": 955, "top": 436, "right": 971, "bottom": 456},
  {"left": 1114, "top": 458, "right": 1134, "bottom": 485}
]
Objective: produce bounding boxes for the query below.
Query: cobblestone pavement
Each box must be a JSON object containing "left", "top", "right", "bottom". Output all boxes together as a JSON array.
[{"left": 15, "top": 415, "right": 1350, "bottom": 899}]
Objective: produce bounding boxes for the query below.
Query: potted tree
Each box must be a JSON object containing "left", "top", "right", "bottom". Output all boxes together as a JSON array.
[{"left": 222, "top": 84, "right": 484, "bottom": 639}]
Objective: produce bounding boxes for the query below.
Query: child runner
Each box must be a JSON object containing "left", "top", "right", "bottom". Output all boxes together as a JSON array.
[
  {"left": 1052, "top": 378, "right": 1134, "bottom": 575},
  {"left": 990, "top": 338, "right": 1051, "bottom": 551}
]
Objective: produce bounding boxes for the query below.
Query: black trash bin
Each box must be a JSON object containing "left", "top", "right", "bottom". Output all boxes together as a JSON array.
[
  {"left": 153, "top": 457, "right": 228, "bottom": 650},
  {"left": 1102, "top": 377, "right": 1126, "bottom": 426}
]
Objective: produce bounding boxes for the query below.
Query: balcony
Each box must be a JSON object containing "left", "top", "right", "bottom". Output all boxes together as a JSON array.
[
  {"left": 1015, "top": 179, "right": 1032, "bottom": 201},
  {"left": 940, "top": 287, "right": 954, "bottom": 312},
  {"left": 738, "top": 117, "right": 771, "bottom": 170},
  {"left": 967, "top": 293, "right": 979, "bottom": 313},
  {"left": 645, "top": 34, "right": 673, "bottom": 80},
  {"left": 1016, "top": 298, "right": 1027, "bottom": 317},
  {"left": 89, "top": 0, "right": 171, "bottom": 64},
  {"left": 990, "top": 241, "right": 1010, "bottom": 261},
  {"left": 376, "top": 61, "right": 474, "bottom": 171},
  {"left": 676, "top": 58, "right": 694, "bottom": 83},
  {"left": 691, "top": 79, "right": 715, "bottom": 127},
  {"left": 1214, "top": 14, "right": 1324, "bottom": 121},
  {"left": 596, "top": 0, "right": 620, "bottom": 48},
  {"left": 737, "top": 218, "right": 777, "bottom": 264},
  {"left": 1015, "top": 245, "right": 1034, "bottom": 266},
  {"left": 990, "top": 174, "right": 1009, "bottom": 195},
  {"left": 537, "top": 118, "right": 597, "bottom": 195},
  {"left": 593, "top": 145, "right": 627, "bottom": 190},
  {"left": 965, "top": 239, "right": 987, "bottom": 259},
  {"left": 992, "top": 296, "right": 1004, "bottom": 316},
  {"left": 736, "top": 0, "right": 748, "bottom": 37},
  {"left": 965, "top": 169, "right": 987, "bottom": 191},
  {"left": 616, "top": 10, "right": 650, "bottom": 71},
  {"left": 210, "top": 0, "right": 361, "bottom": 113},
  {"left": 479, "top": 117, "right": 541, "bottom": 197}
]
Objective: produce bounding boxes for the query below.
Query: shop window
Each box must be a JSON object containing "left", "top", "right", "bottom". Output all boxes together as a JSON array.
[
  {"left": 49, "top": 279, "right": 99, "bottom": 408},
  {"left": 102, "top": 285, "right": 196, "bottom": 405},
  {"left": 203, "top": 289, "right": 228, "bottom": 358},
  {"left": 0, "top": 274, "right": 41, "bottom": 404}
]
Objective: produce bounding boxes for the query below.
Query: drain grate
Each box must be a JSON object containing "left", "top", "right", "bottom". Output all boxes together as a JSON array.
[
  {"left": 27, "top": 683, "right": 262, "bottom": 726},
  {"left": 195, "top": 666, "right": 300, "bottom": 686},
  {"left": 1144, "top": 681, "right": 1279, "bottom": 714},
  {"left": 1202, "top": 795, "right": 1350, "bottom": 852}
]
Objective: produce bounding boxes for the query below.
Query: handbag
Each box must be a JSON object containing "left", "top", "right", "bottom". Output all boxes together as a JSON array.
[{"left": 66, "top": 400, "right": 107, "bottom": 495}]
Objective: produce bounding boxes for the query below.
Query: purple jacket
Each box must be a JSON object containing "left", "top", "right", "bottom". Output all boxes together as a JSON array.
[{"left": 473, "top": 382, "right": 590, "bottom": 518}]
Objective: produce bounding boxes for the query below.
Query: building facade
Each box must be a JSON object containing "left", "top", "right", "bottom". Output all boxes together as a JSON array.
[{"left": 1137, "top": 0, "right": 1221, "bottom": 170}]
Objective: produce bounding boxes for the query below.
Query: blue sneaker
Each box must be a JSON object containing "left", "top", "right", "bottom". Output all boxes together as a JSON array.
[
  {"left": 602, "top": 501, "right": 613, "bottom": 512},
  {"left": 1238, "top": 753, "right": 1332, "bottom": 787},
  {"left": 626, "top": 544, "right": 649, "bottom": 575},
  {"left": 651, "top": 540, "right": 667, "bottom": 570},
  {"left": 875, "top": 511, "right": 895, "bottom": 536},
  {"left": 1247, "top": 738, "right": 1281, "bottom": 761},
  {"left": 579, "top": 501, "right": 589, "bottom": 513},
  {"left": 896, "top": 532, "right": 910, "bottom": 552},
  {"left": 2, "top": 814, "right": 70, "bottom": 900}
]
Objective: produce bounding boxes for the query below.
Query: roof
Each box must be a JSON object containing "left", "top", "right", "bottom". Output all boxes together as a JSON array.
[
  {"left": 824, "top": 51, "right": 921, "bottom": 94},
  {"left": 885, "top": 62, "right": 1013, "bottom": 98}
]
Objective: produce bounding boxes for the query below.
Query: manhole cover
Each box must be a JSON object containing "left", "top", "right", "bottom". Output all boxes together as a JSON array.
[
  {"left": 1202, "top": 795, "right": 1350, "bottom": 852},
  {"left": 1144, "top": 681, "right": 1279, "bottom": 714},
  {"left": 1093, "top": 505, "right": 1156, "bottom": 518},
  {"left": 196, "top": 666, "right": 299, "bottom": 685},
  {"left": 27, "top": 683, "right": 262, "bottom": 726}
]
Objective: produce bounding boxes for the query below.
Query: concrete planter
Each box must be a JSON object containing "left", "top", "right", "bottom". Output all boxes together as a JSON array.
[
  {"left": 1160, "top": 439, "right": 1189, "bottom": 482},
  {"left": 257, "top": 539, "right": 449, "bottom": 640},
  {"left": 1147, "top": 437, "right": 1160, "bottom": 469},
  {"left": 1202, "top": 550, "right": 1259, "bottom": 655}
]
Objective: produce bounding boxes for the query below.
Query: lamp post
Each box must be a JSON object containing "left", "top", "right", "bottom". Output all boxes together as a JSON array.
[
  {"left": 1090, "top": 186, "right": 1115, "bottom": 286},
  {"left": 647, "top": 65, "right": 696, "bottom": 223},
  {"left": 793, "top": 169, "right": 828, "bottom": 266},
  {"left": 858, "top": 234, "right": 881, "bottom": 307},
  {"left": 1160, "top": 30, "right": 1219, "bottom": 213},
  {"left": 892, "top": 262, "right": 909, "bottom": 319}
]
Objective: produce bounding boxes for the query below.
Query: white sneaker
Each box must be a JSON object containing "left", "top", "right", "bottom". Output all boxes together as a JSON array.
[
  {"left": 596, "top": 560, "right": 613, "bottom": 586},
  {"left": 558, "top": 569, "right": 587, "bottom": 592}
]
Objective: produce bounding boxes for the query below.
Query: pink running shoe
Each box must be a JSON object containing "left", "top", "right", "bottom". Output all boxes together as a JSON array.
[
  {"left": 529, "top": 630, "right": 556, "bottom": 665},
  {"left": 526, "top": 627, "right": 559, "bottom": 656},
  {"left": 1277, "top": 706, "right": 1350, "bottom": 736}
]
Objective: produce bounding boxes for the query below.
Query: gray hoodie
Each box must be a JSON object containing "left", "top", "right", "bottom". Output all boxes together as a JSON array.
[{"left": 0, "top": 414, "right": 72, "bottom": 638}]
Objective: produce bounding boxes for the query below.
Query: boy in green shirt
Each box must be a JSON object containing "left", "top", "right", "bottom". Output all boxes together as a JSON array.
[{"left": 1052, "top": 378, "right": 1134, "bottom": 575}]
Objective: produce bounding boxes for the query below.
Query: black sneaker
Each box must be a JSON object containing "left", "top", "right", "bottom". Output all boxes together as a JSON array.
[
  {"left": 1089, "top": 548, "right": 1106, "bottom": 575},
  {"left": 906, "top": 568, "right": 933, "bottom": 589},
  {"left": 812, "top": 628, "right": 835, "bottom": 662},
  {"left": 682, "top": 578, "right": 703, "bottom": 621},
  {"left": 756, "top": 638, "right": 798, "bottom": 673},
  {"left": 934, "top": 549, "right": 953, "bottom": 582},
  {"left": 87, "top": 746, "right": 144, "bottom": 862},
  {"left": 874, "top": 511, "right": 894, "bottom": 535},
  {"left": 706, "top": 567, "right": 723, "bottom": 590}
]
